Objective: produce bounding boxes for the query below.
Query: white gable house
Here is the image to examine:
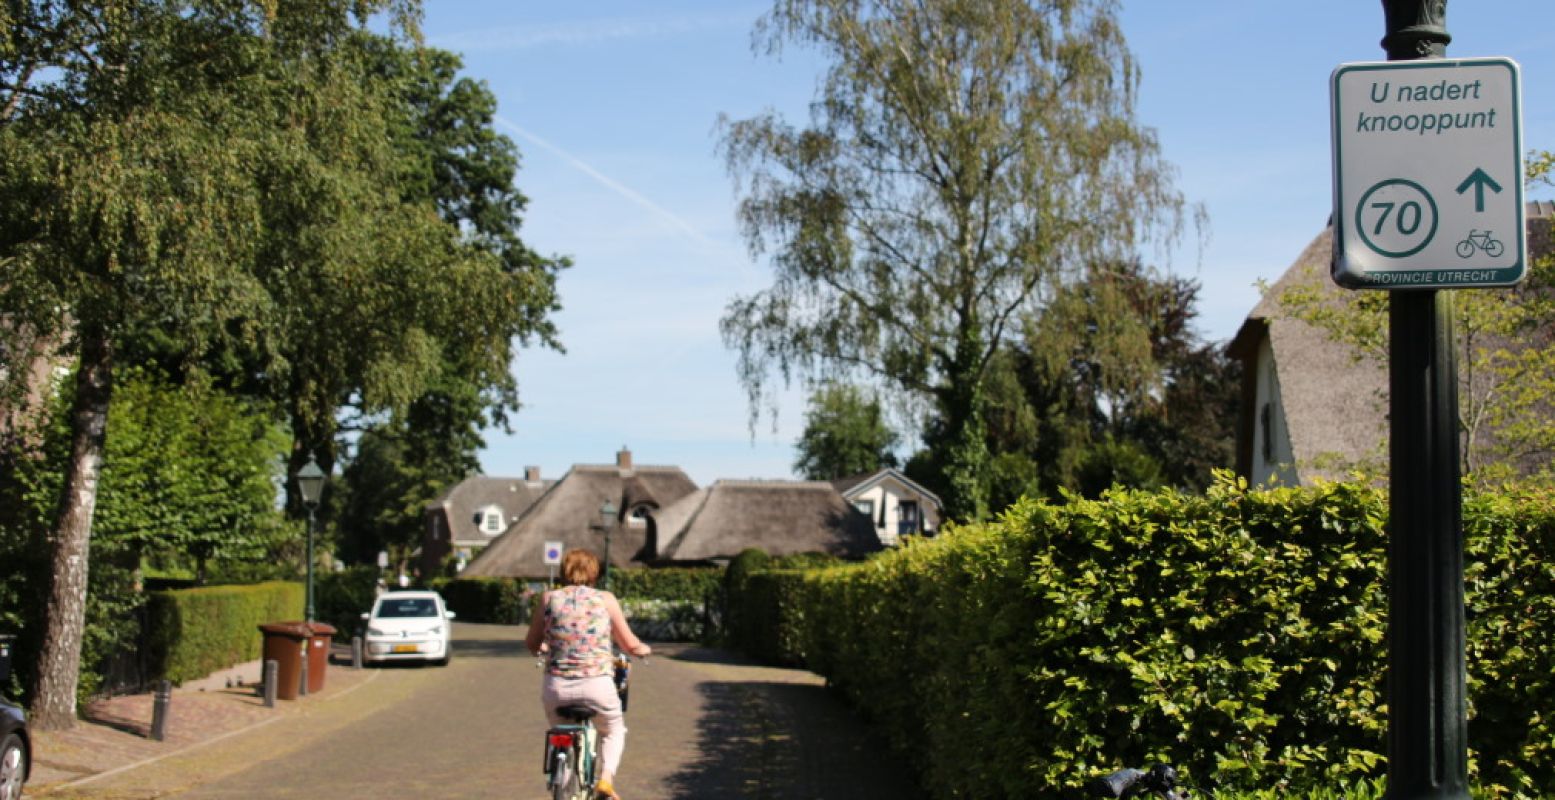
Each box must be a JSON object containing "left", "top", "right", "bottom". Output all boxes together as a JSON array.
[{"left": 832, "top": 468, "right": 942, "bottom": 546}]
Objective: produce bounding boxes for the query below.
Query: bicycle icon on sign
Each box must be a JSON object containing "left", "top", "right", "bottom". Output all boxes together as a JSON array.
[{"left": 1455, "top": 229, "right": 1504, "bottom": 259}]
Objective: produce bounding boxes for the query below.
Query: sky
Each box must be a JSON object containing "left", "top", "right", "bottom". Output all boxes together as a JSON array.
[{"left": 418, "top": 1, "right": 1555, "bottom": 487}]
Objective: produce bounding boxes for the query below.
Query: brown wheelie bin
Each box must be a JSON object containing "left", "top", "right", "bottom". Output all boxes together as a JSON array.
[
  {"left": 304, "top": 622, "right": 337, "bottom": 694},
  {"left": 258, "top": 622, "right": 311, "bottom": 700}
]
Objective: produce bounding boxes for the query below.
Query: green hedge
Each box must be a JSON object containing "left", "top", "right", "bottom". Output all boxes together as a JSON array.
[
  {"left": 731, "top": 569, "right": 809, "bottom": 665},
  {"left": 728, "top": 477, "right": 1555, "bottom": 798},
  {"left": 608, "top": 566, "right": 722, "bottom": 603},
  {"left": 314, "top": 566, "right": 381, "bottom": 638},
  {"left": 145, "top": 581, "right": 304, "bottom": 685},
  {"left": 434, "top": 577, "right": 536, "bottom": 624}
]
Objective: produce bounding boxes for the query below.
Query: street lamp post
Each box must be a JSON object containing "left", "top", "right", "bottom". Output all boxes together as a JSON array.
[
  {"left": 598, "top": 500, "right": 617, "bottom": 591},
  {"left": 1375, "top": 4, "right": 1470, "bottom": 800},
  {"left": 296, "top": 456, "right": 327, "bottom": 622}
]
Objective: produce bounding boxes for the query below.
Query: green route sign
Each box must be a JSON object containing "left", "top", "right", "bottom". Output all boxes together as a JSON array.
[{"left": 1331, "top": 57, "right": 1525, "bottom": 289}]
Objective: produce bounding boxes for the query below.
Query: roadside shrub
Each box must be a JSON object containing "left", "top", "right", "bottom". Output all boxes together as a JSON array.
[
  {"left": 608, "top": 566, "right": 722, "bottom": 603},
  {"left": 436, "top": 577, "right": 534, "bottom": 624},
  {"left": 610, "top": 567, "right": 722, "bottom": 642},
  {"left": 145, "top": 581, "right": 303, "bottom": 685},
  {"left": 618, "top": 598, "right": 705, "bottom": 642},
  {"left": 314, "top": 566, "right": 380, "bottom": 638},
  {"left": 734, "top": 569, "right": 810, "bottom": 665},
  {"left": 728, "top": 476, "right": 1555, "bottom": 798}
]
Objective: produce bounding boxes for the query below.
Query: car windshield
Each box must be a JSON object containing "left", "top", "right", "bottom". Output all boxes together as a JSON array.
[{"left": 375, "top": 597, "right": 438, "bottom": 618}]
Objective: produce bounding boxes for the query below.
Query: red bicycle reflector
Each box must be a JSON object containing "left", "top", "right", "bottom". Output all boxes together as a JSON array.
[{"left": 549, "top": 733, "right": 574, "bottom": 748}]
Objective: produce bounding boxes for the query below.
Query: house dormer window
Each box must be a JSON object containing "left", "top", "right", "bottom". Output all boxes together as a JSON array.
[
  {"left": 854, "top": 499, "right": 875, "bottom": 518},
  {"left": 473, "top": 504, "right": 504, "bottom": 536},
  {"left": 627, "top": 505, "right": 650, "bottom": 527}
]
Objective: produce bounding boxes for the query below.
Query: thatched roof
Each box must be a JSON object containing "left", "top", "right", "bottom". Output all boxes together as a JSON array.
[
  {"left": 459, "top": 465, "right": 697, "bottom": 578},
  {"left": 657, "top": 480, "right": 883, "bottom": 562},
  {"left": 426, "top": 475, "right": 554, "bottom": 547},
  {"left": 1229, "top": 202, "right": 1554, "bottom": 483},
  {"left": 620, "top": 474, "right": 661, "bottom": 516},
  {"left": 1227, "top": 225, "right": 1389, "bottom": 481}
]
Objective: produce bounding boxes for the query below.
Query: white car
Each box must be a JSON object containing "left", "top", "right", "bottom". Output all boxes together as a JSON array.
[{"left": 361, "top": 591, "right": 455, "bottom": 666}]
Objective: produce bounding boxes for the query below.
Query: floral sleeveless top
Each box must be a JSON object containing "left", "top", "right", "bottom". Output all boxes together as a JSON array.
[{"left": 543, "top": 585, "right": 613, "bottom": 679}]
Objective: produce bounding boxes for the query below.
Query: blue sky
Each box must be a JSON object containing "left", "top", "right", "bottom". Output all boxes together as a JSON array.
[{"left": 419, "top": 2, "right": 1555, "bottom": 486}]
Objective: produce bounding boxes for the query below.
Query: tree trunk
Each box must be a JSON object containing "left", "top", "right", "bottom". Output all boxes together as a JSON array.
[
  {"left": 31, "top": 328, "right": 113, "bottom": 731},
  {"left": 936, "top": 326, "right": 991, "bottom": 522}
]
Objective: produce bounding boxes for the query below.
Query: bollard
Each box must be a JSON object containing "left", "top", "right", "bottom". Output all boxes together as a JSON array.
[
  {"left": 150, "top": 680, "right": 171, "bottom": 741},
  {"left": 262, "top": 659, "right": 278, "bottom": 708},
  {"left": 352, "top": 635, "right": 363, "bottom": 669},
  {"left": 299, "top": 641, "right": 309, "bottom": 697}
]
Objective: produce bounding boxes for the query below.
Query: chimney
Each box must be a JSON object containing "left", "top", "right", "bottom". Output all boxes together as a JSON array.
[
  {"left": 524, "top": 466, "right": 540, "bottom": 482},
  {"left": 616, "top": 446, "right": 632, "bottom": 470}
]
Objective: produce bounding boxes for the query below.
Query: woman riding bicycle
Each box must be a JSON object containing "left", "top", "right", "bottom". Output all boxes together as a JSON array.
[{"left": 526, "top": 549, "right": 652, "bottom": 800}]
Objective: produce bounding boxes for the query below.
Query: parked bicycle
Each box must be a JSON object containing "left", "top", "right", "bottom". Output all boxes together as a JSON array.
[
  {"left": 1456, "top": 229, "right": 1505, "bottom": 258},
  {"left": 538, "top": 652, "right": 637, "bottom": 800},
  {"left": 1086, "top": 764, "right": 1189, "bottom": 800}
]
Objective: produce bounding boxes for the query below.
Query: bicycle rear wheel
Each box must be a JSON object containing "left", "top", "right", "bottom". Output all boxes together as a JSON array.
[{"left": 550, "top": 749, "right": 576, "bottom": 800}]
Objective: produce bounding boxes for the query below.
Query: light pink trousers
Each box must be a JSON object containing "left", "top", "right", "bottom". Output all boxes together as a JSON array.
[{"left": 542, "top": 674, "right": 627, "bottom": 776}]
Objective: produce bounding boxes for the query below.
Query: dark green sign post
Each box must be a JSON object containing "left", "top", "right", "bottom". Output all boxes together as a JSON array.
[{"left": 1379, "top": 2, "right": 1469, "bottom": 798}]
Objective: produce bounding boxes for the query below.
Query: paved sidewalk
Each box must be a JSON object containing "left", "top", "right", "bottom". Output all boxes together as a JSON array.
[{"left": 28, "top": 646, "right": 373, "bottom": 795}]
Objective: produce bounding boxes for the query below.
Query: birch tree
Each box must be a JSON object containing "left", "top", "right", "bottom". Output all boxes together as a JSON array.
[{"left": 719, "top": 0, "right": 1185, "bottom": 519}]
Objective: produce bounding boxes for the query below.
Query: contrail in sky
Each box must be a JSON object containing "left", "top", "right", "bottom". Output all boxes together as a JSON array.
[{"left": 494, "top": 115, "right": 721, "bottom": 250}]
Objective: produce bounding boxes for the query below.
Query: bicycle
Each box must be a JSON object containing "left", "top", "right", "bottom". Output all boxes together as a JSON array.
[
  {"left": 1086, "top": 764, "right": 1189, "bottom": 799},
  {"left": 1456, "top": 229, "right": 1504, "bottom": 258},
  {"left": 538, "top": 652, "right": 637, "bottom": 800},
  {"left": 543, "top": 704, "right": 599, "bottom": 800}
]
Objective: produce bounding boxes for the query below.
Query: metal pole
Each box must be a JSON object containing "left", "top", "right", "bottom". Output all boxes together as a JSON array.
[
  {"left": 305, "top": 507, "right": 317, "bottom": 622},
  {"left": 262, "top": 660, "right": 277, "bottom": 708},
  {"left": 150, "top": 680, "right": 171, "bottom": 741},
  {"left": 1378, "top": 3, "right": 1470, "bottom": 798},
  {"left": 299, "top": 640, "right": 310, "bottom": 698},
  {"left": 352, "top": 635, "right": 363, "bottom": 669},
  {"left": 602, "top": 528, "right": 612, "bottom": 592}
]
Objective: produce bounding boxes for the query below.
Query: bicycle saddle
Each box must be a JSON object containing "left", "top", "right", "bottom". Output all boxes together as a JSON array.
[{"left": 556, "top": 705, "right": 597, "bottom": 722}]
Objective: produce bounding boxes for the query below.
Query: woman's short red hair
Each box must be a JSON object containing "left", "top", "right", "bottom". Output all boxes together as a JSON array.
[{"left": 561, "top": 549, "right": 601, "bottom": 586}]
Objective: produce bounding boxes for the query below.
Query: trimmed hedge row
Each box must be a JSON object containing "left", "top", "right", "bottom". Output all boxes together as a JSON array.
[
  {"left": 145, "top": 581, "right": 303, "bottom": 685},
  {"left": 434, "top": 577, "right": 535, "bottom": 624},
  {"left": 727, "top": 478, "right": 1555, "bottom": 798},
  {"left": 608, "top": 566, "right": 722, "bottom": 604}
]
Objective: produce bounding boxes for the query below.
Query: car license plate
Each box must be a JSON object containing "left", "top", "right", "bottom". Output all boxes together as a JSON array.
[{"left": 392, "top": 644, "right": 418, "bottom": 654}]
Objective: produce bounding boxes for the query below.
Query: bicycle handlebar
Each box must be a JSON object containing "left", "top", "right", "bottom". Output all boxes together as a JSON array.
[{"left": 1085, "top": 764, "right": 1186, "bottom": 799}]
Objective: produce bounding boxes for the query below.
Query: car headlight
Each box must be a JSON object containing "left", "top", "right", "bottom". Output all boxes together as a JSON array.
[
  {"left": 367, "top": 626, "right": 389, "bottom": 637},
  {"left": 427, "top": 625, "right": 443, "bottom": 636}
]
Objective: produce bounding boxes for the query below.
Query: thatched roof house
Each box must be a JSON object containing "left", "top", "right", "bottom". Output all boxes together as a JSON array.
[
  {"left": 1228, "top": 201, "right": 1554, "bottom": 486},
  {"left": 422, "top": 469, "right": 555, "bottom": 574},
  {"left": 459, "top": 448, "right": 698, "bottom": 579},
  {"left": 656, "top": 480, "right": 883, "bottom": 563}
]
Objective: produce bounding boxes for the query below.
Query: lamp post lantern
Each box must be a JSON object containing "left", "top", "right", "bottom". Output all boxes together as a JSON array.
[
  {"left": 296, "top": 456, "right": 327, "bottom": 622},
  {"left": 598, "top": 500, "right": 618, "bottom": 590}
]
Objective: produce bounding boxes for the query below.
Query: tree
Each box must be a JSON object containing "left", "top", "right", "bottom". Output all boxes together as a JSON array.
[
  {"left": 0, "top": 0, "right": 422, "bottom": 729},
  {"left": 962, "top": 261, "right": 1237, "bottom": 505},
  {"left": 719, "top": 0, "right": 1185, "bottom": 520},
  {"left": 334, "top": 373, "right": 485, "bottom": 571},
  {"left": 325, "top": 40, "right": 565, "bottom": 557},
  {"left": 1277, "top": 150, "right": 1555, "bottom": 482},
  {"left": 793, "top": 384, "right": 900, "bottom": 480},
  {"left": 2, "top": 369, "right": 290, "bottom": 699}
]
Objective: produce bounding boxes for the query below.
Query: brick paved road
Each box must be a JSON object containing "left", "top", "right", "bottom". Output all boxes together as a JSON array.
[{"left": 161, "top": 623, "right": 925, "bottom": 799}]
